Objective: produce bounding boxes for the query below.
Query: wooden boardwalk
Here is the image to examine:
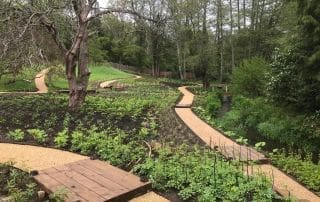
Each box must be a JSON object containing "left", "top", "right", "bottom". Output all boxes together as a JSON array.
[
  {"left": 34, "top": 159, "right": 151, "bottom": 202},
  {"left": 175, "top": 86, "right": 320, "bottom": 202}
]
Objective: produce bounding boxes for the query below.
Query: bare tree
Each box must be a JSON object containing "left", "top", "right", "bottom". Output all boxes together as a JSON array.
[{"left": 2, "top": 0, "right": 155, "bottom": 109}]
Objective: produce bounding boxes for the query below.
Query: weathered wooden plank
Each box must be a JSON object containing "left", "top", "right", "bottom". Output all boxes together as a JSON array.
[
  {"left": 34, "top": 172, "right": 85, "bottom": 202},
  {"left": 78, "top": 160, "right": 144, "bottom": 189},
  {"left": 54, "top": 164, "right": 112, "bottom": 198},
  {"left": 34, "top": 159, "right": 150, "bottom": 202},
  {"left": 67, "top": 162, "right": 128, "bottom": 194},
  {"left": 43, "top": 167, "right": 105, "bottom": 202}
]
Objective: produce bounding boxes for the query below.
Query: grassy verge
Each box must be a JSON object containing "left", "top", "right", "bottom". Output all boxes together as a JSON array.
[
  {"left": 0, "top": 67, "right": 40, "bottom": 92},
  {"left": 46, "top": 64, "right": 134, "bottom": 90}
]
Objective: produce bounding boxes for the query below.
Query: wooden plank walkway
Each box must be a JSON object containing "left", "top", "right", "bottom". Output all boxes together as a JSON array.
[
  {"left": 34, "top": 159, "right": 151, "bottom": 202},
  {"left": 175, "top": 86, "right": 320, "bottom": 202}
]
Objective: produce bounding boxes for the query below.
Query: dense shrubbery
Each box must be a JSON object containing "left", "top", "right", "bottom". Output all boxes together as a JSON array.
[
  {"left": 193, "top": 90, "right": 320, "bottom": 195},
  {"left": 205, "top": 91, "right": 221, "bottom": 117},
  {"left": 231, "top": 57, "right": 270, "bottom": 97},
  {"left": 267, "top": 48, "right": 320, "bottom": 112},
  {"left": 134, "top": 145, "right": 275, "bottom": 201},
  {"left": 218, "top": 96, "right": 320, "bottom": 155},
  {"left": 271, "top": 151, "right": 320, "bottom": 194}
]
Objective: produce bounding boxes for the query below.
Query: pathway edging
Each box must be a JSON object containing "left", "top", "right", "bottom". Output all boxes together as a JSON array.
[{"left": 175, "top": 86, "right": 320, "bottom": 202}]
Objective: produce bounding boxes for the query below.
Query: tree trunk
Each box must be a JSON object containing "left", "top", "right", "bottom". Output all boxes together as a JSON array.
[
  {"left": 65, "top": 3, "right": 91, "bottom": 109},
  {"left": 243, "top": 0, "right": 246, "bottom": 28},
  {"left": 230, "top": 0, "right": 235, "bottom": 70},
  {"left": 68, "top": 30, "right": 90, "bottom": 109},
  {"left": 259, "top": 0, "right": 266, "bottom": 30},
  {"left": 218, "top": 0, "right": 224, "bottom": 83},
  {"left": 237, "top": 0, "right": 240, "bottom": 30},
  {"left": 176, "top": 41, "right": 184, "bottom": 80}
]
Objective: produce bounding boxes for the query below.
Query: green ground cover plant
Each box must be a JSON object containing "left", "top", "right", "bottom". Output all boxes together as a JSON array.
[
  {"left": 134, "top": 145, "right": 276, "bottom": 201},
  {"left": 271, "top": 151, "right": 320, "bottom": 195},
  {"left": 0, "top": 163, "right": 38, "bottom": 201}
]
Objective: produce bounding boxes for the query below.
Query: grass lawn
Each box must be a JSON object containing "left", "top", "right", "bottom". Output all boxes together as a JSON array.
[
  {"left": 48, "top": 64, "right": 134, "bottom": 90},
  {"left": 0, "top": 67, "right": 40, "bottom": 92}
]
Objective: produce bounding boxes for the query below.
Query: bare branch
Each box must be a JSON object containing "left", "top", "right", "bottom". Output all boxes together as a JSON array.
[
  {"left": 86, "top": 8, "right": 160, "bottom": 23},
  {"left": 39, "top": 15, "right": 67, "bottom": 53}
]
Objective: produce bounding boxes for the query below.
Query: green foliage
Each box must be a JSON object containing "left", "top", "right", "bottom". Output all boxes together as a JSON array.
[
  {"left": 255, "top": 142, "right": 266, "bottom": 151},
  {"left": 0, "top": 163, "right": 37, "bottom": 200},
  {"left": 7, "top": 129, "right": 24, "bottom": 141},
  {"left": 89, "top": 37, "right": 109, "bottom": 63},
  {"left": 134, "top": 145, "right": 275, "bottom": 201},
  {"left": 47, "top": 64, "right": 133, "bottom": 90},
  {"left": 219, "top": 96, "right": 320, "bottom": 153},
  {"left": 49, "top": 187, "right": 69, "bottom": 202},
  {"left": 271, "top": 151, "right": 320, "bottom": 194},
  {"left": 205, "top": 91, "right": 221, "bottom": 117},
  {"left": 0, "top": 66, "right": 40, "bottom": 92},
  {"left": 297, "top": 0, "right": 320, "bottom": 76},
  {"left": 70, "top": 128, "right": 146, "bottom": 168},
  {"left": 268, "top": 48, "right": 320, "bottom": 111},
  {"left": 232, "top": 57, "right": 270, "bottom": 97},
  {"left": 27, "top": 129, "right": 47, "bottom": 143},
  {"left": 54, "top": 130, "right": 69, "bottom": 148}
]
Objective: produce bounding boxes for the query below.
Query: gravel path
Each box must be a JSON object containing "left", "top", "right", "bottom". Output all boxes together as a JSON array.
[
  {"left": 0, "top": 143, "right": 88, "bottom": 171},
  {"left": 34, "top": 68, "right": 49, "bottom": 93},
  {"left": 175, "top": 86, "right": 320, "bottom": 202},
  {"left": 253, "top": 164, "right": 320, "bottom": 202},
  {"left": 129, "top": 192, "right": 169, "bottom": 202}
]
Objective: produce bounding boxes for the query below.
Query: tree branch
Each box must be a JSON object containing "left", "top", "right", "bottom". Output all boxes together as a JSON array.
[{"left": 86, "top": 8, "right": 160, "bottom": 23}]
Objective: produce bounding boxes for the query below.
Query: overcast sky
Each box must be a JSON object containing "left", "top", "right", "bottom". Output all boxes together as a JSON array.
[{"left": 98, "top": 0, "right": 109, "bottom": 8}]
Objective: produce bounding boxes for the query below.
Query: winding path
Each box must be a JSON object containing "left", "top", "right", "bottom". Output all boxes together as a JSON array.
[
  {"left": 175, "top": 86, "right": 320, "bottom": 202},
  {"left": 34, "top": 68, "right": 49, "bottom": 93}
]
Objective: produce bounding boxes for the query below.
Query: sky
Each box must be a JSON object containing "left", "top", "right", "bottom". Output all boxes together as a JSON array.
[{"left": 98, "top": 0, "right": 109, "bottom": 8}]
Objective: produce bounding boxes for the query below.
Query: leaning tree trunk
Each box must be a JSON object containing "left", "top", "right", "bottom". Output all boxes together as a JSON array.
[{"left": 65, "top": 19, "right": 90, "bottom": 109}]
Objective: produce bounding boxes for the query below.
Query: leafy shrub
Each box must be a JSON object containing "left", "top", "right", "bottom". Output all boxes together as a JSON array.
[
  {"left": 70, "top": 131, "right": 86, "bottom": 152},
  {"left": 267, "top": 48, "right": 320, "bottom": 111},
  {"left": 7, "top": 129, "right": 24, "bottom": 141},
  {"left": 54, "top": 130, "right": 69, "bottom": 148},
  {"left": 27, "top": 129, "right": 47, "bottom": 143},
  {"left": 232, "top": 57, "right": 270, "bottom": 97},
  {"left": 205, "top": 91, "right": 221, "bottom": 116},
  {"left": 49, "top": 187, "right": 69, "bottom": 202},
  {"left": 0, "top": 163, "right": 37, "bottom": 200},
  {"left": 134, "top": 145, "right": 275, "bottom": 201},
  {"left": 70, "top": 128, "right": 146, "bottom": 168},
  {"left": 271, "top": 152, "right": 320, "bottom": 194}
]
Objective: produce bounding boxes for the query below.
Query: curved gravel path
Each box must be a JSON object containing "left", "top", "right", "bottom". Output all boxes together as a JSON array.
[
  {"left": 175, "top": 86, "right": 320, "bottom": 202},
  {"left": 0, "top": 143, "right": 88, "bottom": 171},
  {"left": 34, "top": 68, "right": 49, "bottom": 93}
]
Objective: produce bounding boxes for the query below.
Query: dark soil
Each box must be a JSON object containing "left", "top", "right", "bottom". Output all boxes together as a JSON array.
[
  {"left": 157, "top": 108, "right": 206, "bottom": 148},
  {"left": 0, "top": 94, "right": 144, "bottom": 148},
  {"left": 0, "top": 164, "right": 41, "bottom": 200}
]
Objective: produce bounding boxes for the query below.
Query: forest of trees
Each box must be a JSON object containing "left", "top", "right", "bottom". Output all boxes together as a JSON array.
[{"left": 0, "top": 0, "right": 319, "bottom": 112}]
